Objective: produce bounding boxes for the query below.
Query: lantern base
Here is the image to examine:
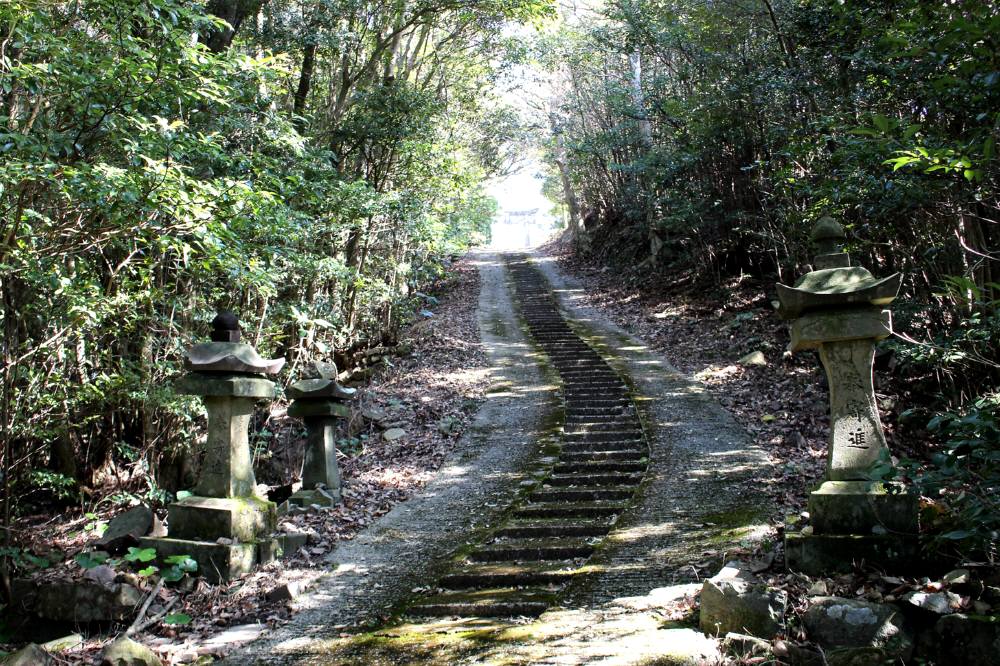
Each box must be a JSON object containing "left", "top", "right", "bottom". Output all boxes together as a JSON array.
[
  {"left": 807, "top": 481, "right": 918, "bottom": 534},
  {"left": 784, "top": 532, "right": 925, "bottom": 576},
  {"left": 139, "top": 536, "right": 278, "bottom": 584}
]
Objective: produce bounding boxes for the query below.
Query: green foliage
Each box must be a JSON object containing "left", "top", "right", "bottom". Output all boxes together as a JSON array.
[
  {"left": 540, "top": 0, "right": 1000, "bottom": 553},
  {"left": 884, "top": 398, "right": 1000, "bottom": 559},
  {"left": 1, "top": 0, "right": 549, "bottom": 511}
]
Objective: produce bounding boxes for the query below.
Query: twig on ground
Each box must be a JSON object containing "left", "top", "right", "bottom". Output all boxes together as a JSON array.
[{"left": 126, "top": 578, "right": 164, "bottom": 636}]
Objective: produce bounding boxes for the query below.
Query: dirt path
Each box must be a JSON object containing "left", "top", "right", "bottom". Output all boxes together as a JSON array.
[{"left": 227, "top": 251, "right": 776, "bottom": 665}]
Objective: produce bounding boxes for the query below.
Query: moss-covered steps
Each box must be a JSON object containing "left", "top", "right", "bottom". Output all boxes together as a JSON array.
[{"left": 404, "top": 255, "right": 650, "bottom": 620}]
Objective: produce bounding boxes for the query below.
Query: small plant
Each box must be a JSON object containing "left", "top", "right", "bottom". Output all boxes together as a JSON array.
[
  {"left": 28, "top": 470, "right": 77, "bottom": 501},
  {"left": 74, "top": 551, "right": 111, "bottom": 570},
  {"left": 877, "top": 396, "right": 1000, "bottom": 559},
  {"left": 163, "top": 612, "right": 192, "bottom": 626},
  {"left": 0, "top": 546, "right": 53, "bottom": 572},
  {"left": 83, "top": 512, "right": 108, "bottom": 538}
]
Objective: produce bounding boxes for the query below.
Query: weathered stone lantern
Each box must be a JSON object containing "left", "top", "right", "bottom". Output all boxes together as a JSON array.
[
  {"left": 778, "top": 218, "right": 919, "bottom": 574},
  {"left": 142, "top": 312, "right": 284, "bottom": 582},
  {"left": 286, "top": 361, "right": 355, "bottom": 507}
]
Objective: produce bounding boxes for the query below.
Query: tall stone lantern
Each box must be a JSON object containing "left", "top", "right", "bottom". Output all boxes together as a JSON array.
[
  {"left": 286, "top": 361, "right": 356, "bottom": 508},
  {"left": 778, "top": 218, "right": 919, "bottom": 574},
  {"left": 142, "top": 312, "right": 284, "bottom": 582}
]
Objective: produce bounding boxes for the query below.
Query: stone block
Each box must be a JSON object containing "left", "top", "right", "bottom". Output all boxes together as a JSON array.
[
  {"left": 785, "top": 532, "right": 922, "bottom": 576},
  {"left": 277, "top": 532, "right": 309, "bottom": 557},
  {"left": 256, "top": 538, "right": 280, "bottom": 565},
  {"left": 139, "top": 536, "right": 257, "bottom": 584},
  {"left": 298, "top": 417, "right": 342, "bottom": 493},
  {"left": 791, "top": 309, "right": 892, "bottom": 351},
  {"left": 699, "top": 562, "right": 787, "bottom": 638},
  {"left": 287, "top": 488, "right": 338, "bottom": 508},
  {"left": 16, "top": 579, "right": 142, "bottom": 623},
  {"left": 802, "top": 596, "right": 912, "bottom": 661},
  {"left": 175, "top": 373, "right": 277, "bottom": 399},
  {"left": 808, "top": 481, "right": 918, "bottom": 535},
  {"left": 287, "top": 400, "right": 350, "bottom": 418},
  {"left": 195, "top": 395, "right": 259, "bottom": 497},
  {"left": 167, "top": 495, "right": 275, "bottom": 542},
  {"left": 40, "top": 634, "right": 83, "bottom": 653},
  {"left": 920, "top": 613, "right": 1000, "bottom": 665}
]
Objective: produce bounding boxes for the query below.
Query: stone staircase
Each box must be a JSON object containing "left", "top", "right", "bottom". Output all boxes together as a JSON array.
[{"left": 405, "top": 256, "right": 650, "bottom": 618}]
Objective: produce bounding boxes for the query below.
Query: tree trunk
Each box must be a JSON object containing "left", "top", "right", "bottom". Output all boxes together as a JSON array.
[
  {"left": 202, "top": 0, "right": 268, "bottom": 53},
  {"left": 293, "top": 42, "right": 317, "bottom": 131}
]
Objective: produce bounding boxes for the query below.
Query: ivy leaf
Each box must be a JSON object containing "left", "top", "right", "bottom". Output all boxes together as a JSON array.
[
  {"left": 74, "top": 551, "right": 109, "bottom": 569},
  {"left": 125, "top": 547, "right": 157, "bottom": 563}
]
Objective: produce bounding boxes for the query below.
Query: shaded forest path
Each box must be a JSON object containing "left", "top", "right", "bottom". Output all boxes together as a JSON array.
[{"left": 226, "top": 251, "right": 775, "bottom": 665}]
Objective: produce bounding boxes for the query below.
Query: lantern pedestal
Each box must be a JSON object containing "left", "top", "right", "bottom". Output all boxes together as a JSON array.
[{"left": 286, "top": 364, "right": 354, "bottom": 508}]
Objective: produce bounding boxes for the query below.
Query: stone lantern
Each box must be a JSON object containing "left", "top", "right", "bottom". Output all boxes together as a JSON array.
[
  {"left": 777, "top": 218, "right": 919, "bottom": 574},
  {"left": 286, "top": 361, "right": 356, "bottom": 507},
  {"left": 142, "top": 312, "right": 284, "bottom": 582}
]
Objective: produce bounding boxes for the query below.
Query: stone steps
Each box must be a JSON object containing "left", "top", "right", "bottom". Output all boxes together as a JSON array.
[
  {"left": 496, "top": 518, "right": 614, "bottom": 538},
  {"left": 562, "top": 440, "right": 645, "bottom": 453},
  {"left": 469, "top": 537, "right": 596, "bottom": 562},
  {"left": 545, "top": 472, "right": 644, "bottom": 487},
  {"left": 555, "top": 460, "right": 647, "bottom": 474},
  {"left": 531, "top": 486, "right": 635, "bottom": 503},
  {"left": 439, "top": 562, "right": 579, "bottom": 589},
  {"left": 560, "top": 449, "right": 645, "bottom": 461},
  {"left": 408, "top": 588, "right": 554, "bottom": 618},
  {"left": 399, "top": 256, "right": 649, "bottom": 619},
  {"left": 514, "top": 501, "right": 629, "bottom": 519}
]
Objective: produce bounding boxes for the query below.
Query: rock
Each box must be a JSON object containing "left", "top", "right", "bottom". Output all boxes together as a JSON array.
[
  {"left": 101, "top": 636, "right": 163, "bottom": 666},
  {"left": 28, "top": 580, "right": 143, "bottom": 623},
  {"left": 943, "top": 568, "right": 970, "bottom": 585},
  {"left": 802, "top": 597, "right": 912, "bottom": 661},
  {"left": 903, "top": 590, "right": 962, "bottom": 615},
  {"left": 277, "top": 532, "right": 308, "bottom": 557},
  {"left": 40, "top": 634, "right": 83, "bottom": 652},
  {"left": 806, "top": 580, "right": 829, "bottom": 596},
  {"left": 738, "top": 350, "right": 767, "bottom": 366},
  {"left": 922, "top": 613, "right": 1000, "bottom": 666},
  {"left": 722, "top": 632, "right": 771, "bottom": 657},
  {"left": 0, "top": 644, "right": 53, "bottom": 665},
  {"left": 361, "top": 407, "right": 387, "bottom": 422},
  {"left": 96, "top": 506, "right": 154, "bottom": 553},
  {"left": 266, "top": 581, "right": 305, "bottom": 603},
  {"left": 84, "top": 564, "right": 118, "bottom": 587},
  {"left": 382, "top": 428, "right": 405, "bottom": 441},
  {"left": 148, "top": 514, "right": 167, "bottom": 538},
  {"left": 699, "top": 562, "right": 787, "bottom": 638}
]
